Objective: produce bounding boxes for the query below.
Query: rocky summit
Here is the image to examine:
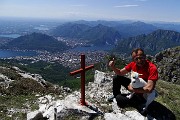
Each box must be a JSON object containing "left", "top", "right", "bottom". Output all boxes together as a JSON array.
[
  {"left": 0, "top": 64, "right": 177, "bottom": 120},
  {"left": 27, "top": 70, "right": 161, "bottom": 120}
]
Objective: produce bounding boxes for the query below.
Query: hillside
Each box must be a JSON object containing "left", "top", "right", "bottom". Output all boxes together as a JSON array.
[
  {"left": 1, "top": 32, "right": 69, "bottom": 52},
  {"left": 0, "top": 55, "right": 179, "bottom": 119},
  {"left": 113, "top": 29, "right": 180, "bottom": 56},
  {"left": 0, "top": 59, "right": 72, "bottom": 84},
  {"left": 153, "top": 46, "right": 180, "bottom": 84},
  {"left": 0, "top": 65, "right": 71, "bottom": 119}
]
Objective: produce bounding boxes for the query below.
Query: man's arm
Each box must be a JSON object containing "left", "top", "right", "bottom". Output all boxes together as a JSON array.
[
  {"left": 111, "top": 67, "right": 129, "bottom": 76},
  {"left": 109, "top": 59, "right": 128, "bottom": 76},
  {"left": 128, "top": 80, "right": 156, "bottom": 93}
]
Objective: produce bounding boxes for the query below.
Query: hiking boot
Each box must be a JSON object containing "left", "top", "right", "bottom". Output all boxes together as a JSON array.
[
  {"left": 107, "top": 95, "right": 114, "bottom": 102},
  {"left": 140, "top": 108, "right": 148, "bottom": 116}
]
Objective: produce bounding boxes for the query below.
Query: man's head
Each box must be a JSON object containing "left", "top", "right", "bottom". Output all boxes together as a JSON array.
[{"left": 131, "top": 48, "right": 146, "bottom": 67}]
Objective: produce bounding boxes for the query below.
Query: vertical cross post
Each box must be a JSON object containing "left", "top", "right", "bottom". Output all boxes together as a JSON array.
[{"left": 70, "top": 54, "right": 94, "bottom": 105}]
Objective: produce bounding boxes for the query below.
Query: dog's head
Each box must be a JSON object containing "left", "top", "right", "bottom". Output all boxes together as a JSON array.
[
  {"left": 131, "top": 71, "right": 146, "bottom": 88},
  {"left": 131, "top": 71, "right": 140, "bottom": 83}
]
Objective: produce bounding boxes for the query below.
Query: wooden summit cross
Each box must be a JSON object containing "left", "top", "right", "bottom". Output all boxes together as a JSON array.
[{"left": 70, "top": 54, "right": 94, "bottom": 105}]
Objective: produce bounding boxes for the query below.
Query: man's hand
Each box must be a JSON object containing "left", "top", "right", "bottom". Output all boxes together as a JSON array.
[
  {"left": 128, "top": 84, "right": 134, "bottom": 92},
  {"left": 128, "top": 84, "right": 143, "bottom": 93},
  {"left": 109, "top": 58, "right": 115, "bottom": 67},
  {"left": 108, "top": 58, "right": 128, "bottom": 76}
]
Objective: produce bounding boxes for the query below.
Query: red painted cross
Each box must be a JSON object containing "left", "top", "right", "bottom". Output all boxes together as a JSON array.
[{"left": 70, "top": 54, "right": 94, "bottom": 105}]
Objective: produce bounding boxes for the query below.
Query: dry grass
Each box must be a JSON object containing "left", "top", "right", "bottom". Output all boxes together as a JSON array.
[{"left": 156, "top": 80, "right": 180, "bottom": 120}]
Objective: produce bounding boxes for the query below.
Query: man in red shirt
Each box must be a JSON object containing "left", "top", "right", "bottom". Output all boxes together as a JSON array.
[{"left": 108, "top": 48, "right": 158, "bottom": 114}]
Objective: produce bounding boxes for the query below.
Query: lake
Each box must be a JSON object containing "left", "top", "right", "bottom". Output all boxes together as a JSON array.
[
  {"left": 0, "top": 45, "right": 114, "bottom": 58},
  {"left": 0, "top": 34, "right": 21, "bottom": 38},
  {"left": 0, "top": 50, "right": 38, "bottom": 58}
]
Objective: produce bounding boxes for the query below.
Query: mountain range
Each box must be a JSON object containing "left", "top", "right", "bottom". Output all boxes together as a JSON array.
[
  {"left": 1, "top": 20, "right": 180, "bottom": 55},
  {"left": 51, "top": 21, "right": 180, "bottom": 51},
  {"left": 113, "top": 29, "right": 180, "bottom": 55},
  {"left": 52, "top": 23, "right": 121, "bottom": 45},
  {"left": 55, "top": 20, "right": 158, "bottom": 38},
  {"left": 114, "top": 21, "right": 157, "bottom": 38}
]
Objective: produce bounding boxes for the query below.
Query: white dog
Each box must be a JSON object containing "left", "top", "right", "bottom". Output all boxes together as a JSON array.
[{"left": 127, "top": 71, "right": 158, "bottom": 112}]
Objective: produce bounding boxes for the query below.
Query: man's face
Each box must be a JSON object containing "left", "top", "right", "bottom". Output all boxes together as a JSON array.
[{"left": 132, "top": 50, "right": 146, "bottom": 67}]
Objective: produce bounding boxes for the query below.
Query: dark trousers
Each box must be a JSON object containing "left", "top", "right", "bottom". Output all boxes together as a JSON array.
[{"left": 113, "top": 75, "right": 146, "bottom": 108}]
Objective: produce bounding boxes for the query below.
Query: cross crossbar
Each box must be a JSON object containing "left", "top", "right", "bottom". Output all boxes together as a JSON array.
[
  {"left": 70, "top": 65, "right": 94, "bottom": 75},
  {"left": 70, "top": 54, "right": 94, "bottom": 105}
]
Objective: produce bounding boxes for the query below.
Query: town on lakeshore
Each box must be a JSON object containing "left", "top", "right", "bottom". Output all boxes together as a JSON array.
[
  {"left": 7, "top": 50, "right": 109, "bottom": 69},
  {"left": 0, "top": 36, "right": 110, "bottom": 70}
]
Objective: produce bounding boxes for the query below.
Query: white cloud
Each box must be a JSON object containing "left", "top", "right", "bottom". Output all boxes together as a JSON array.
[
  {"left": 70, "top": 4, "right": 87, "bottom": 7},
  {"left": 114, "top": 5, "right": 139, "bottom": 8}
]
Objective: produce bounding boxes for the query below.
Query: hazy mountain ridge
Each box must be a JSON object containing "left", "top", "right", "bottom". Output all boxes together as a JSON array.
[
  {"left": 113, "top": 21, "right": 157, "bottom": 38},
  {"left": 113, "top": 29, "right": 180, "bottom": 55},
  {"left": 52, "top": 23, "right": 90, "bottom": 38},
  {"left": 52, "top": 23, "right": 121, "bottom": 45},
  {"left": 153, "top": 23, "right": 180, "bottom": 32},
  {"left": 1, "top": 20, "right": 179, "bottom": 52},
  {"left": 51, "top": 21, "right": 157, "bottom": 45},
  {"left": 72, "top": 20, "right": 135, "bottom": 27},
  {"left": 51, "top": 21, "right": 180, "bottom": 47},
  {"left": 1, "top": 32, "right": 69, "bottom": 52},
  {"left": 81, "top": 24, "right": 121, "bottom": 45},
  {"left": 66, "top": 20, "right": 158, "bottom": 38},
  {"left": 73, "top": 20, "right": 180, "bottom": 33}
]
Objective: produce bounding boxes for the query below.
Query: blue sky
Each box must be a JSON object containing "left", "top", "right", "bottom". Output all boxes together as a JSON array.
[{"left": 0, "top": 0, "right": 180, "bottom": 22}]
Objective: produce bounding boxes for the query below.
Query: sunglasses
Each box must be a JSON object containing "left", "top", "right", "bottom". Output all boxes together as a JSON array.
[{"left": 134, "top": 56, "right": 145, "bottom": 61}]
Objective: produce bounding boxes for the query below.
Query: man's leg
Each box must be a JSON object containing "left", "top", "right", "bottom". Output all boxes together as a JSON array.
[
  {"left": 116, "top": 93, "right": 147, "bottom": 109},
  {"left": 112, "top": 76, "right": 131, "bottom": 107},
  {"left": 144, "top": 90, "right": 158, "bottom": 110},
  {"left": 129, "top": 93, "right": 147, "bottom": 116},
  {"left": 108, "top": 75, "right": 130, "bottom": 102},
  {"left": 129, "top": 94, "right": 146, "bottom": 108},
  {"left": 116, "top": 94, "right": 130, "bottom": 108},
  {"left": 113, "top": 75, "right": 131, "bottom": 97}
]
